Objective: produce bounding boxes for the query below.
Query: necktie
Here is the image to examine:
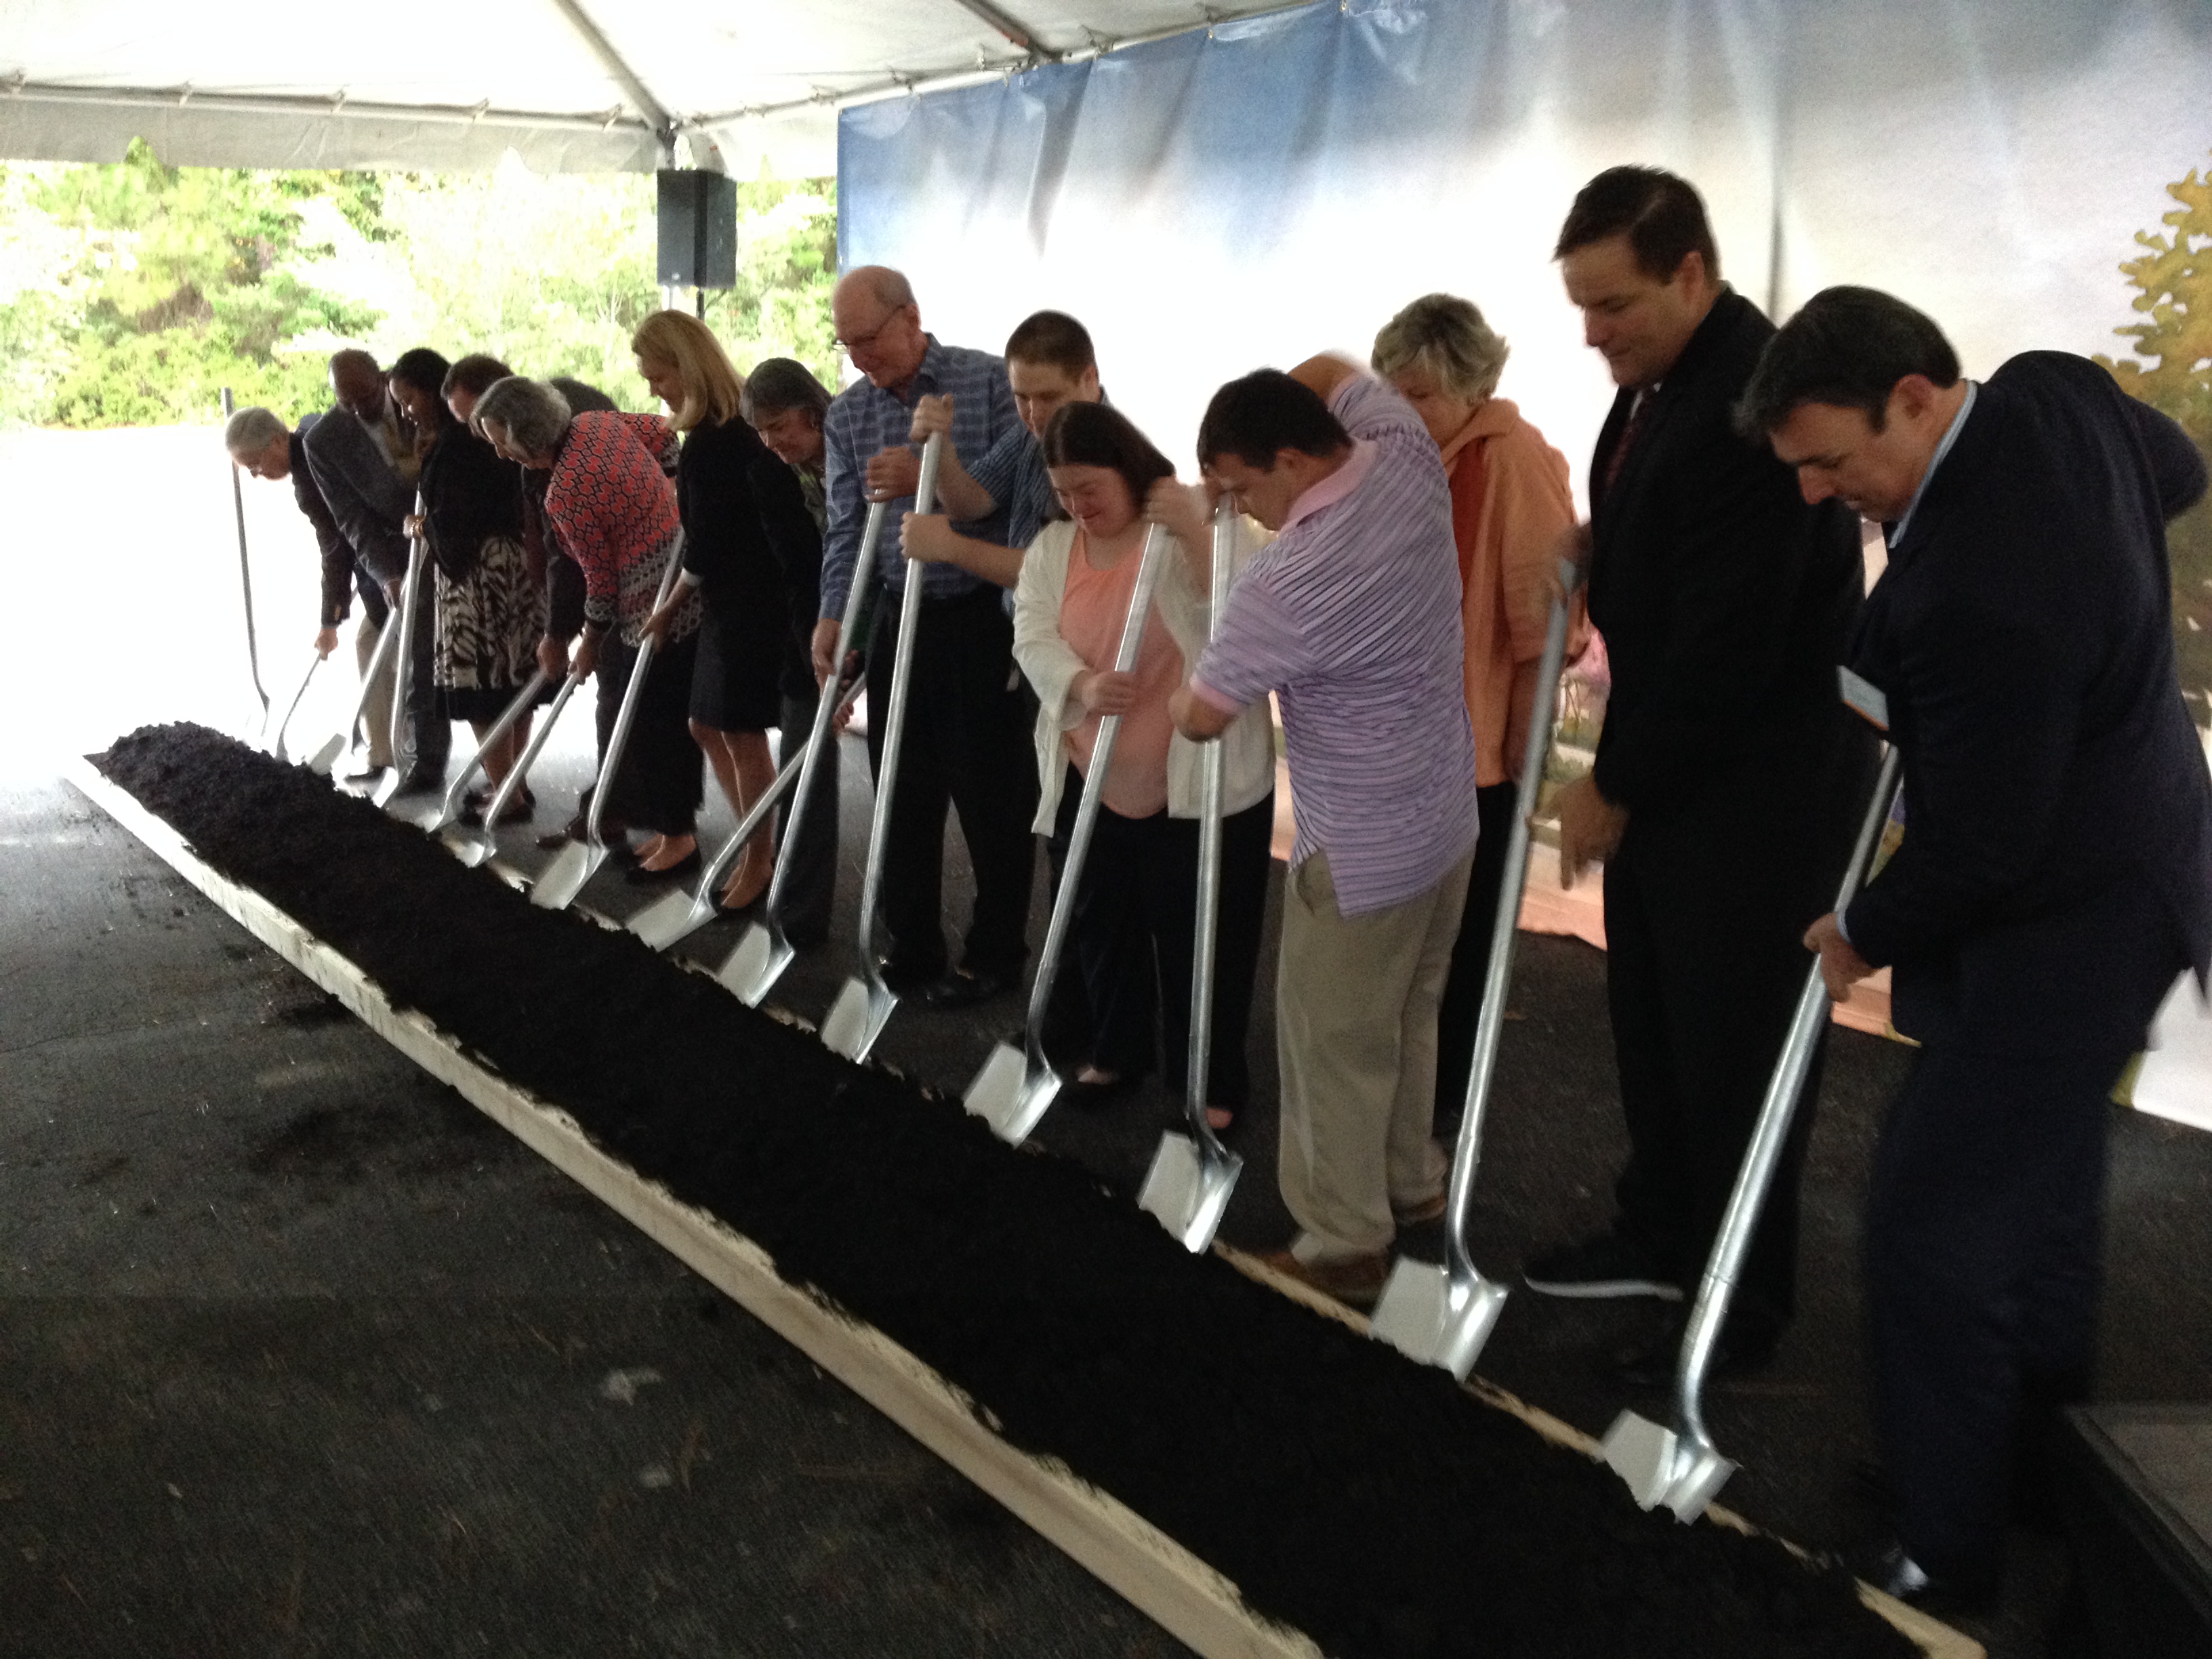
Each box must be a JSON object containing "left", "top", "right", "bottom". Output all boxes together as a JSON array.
[{"left": 1600, "top": 392, "right": 1651, "bottom": 503}]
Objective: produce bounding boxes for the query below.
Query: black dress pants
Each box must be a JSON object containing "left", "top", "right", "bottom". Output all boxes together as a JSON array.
[
  {"left": 1867, "top": 871, "right": 2185, "bottom": 1590},
  {"left": 863, "top": 585, "right": 1038, "bottom": 981},
  {"left": 773, "top": 688, "right": 840, "bottom": 948},
  {"left": 1433, "top": 781, "right": 1521, "bottom": 1122},
  {"left": 1601, "top": 712, "right": 1876, "bottom": 1340},
  {"left": 1051, "top": 766, "right": 1274, "bottom": 1107},
  {"left": 602, "top": 630, "right": 703, "bottom": 838}
]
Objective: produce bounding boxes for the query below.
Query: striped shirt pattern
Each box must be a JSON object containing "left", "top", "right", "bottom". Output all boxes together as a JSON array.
[
  {"left": 1193, "top": 375, "right": 1477, "bottom": 915},
  {"left": 818, "top": 336, "right": 1021, "bottom": 619},
  {"left": 967, "top": 424, "right": 1055, "bottom": 551}
]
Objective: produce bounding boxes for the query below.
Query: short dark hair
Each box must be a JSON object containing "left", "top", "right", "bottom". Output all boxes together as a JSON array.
[
  {"left": 390, "top": 348, "right": 453, "bottom": 400},
  {"left": 1195, "top": 370, "right": 1351, "bottom": 471},
  {"left": 1040, "top": 401, "right": 1174, "bottom": 521},
  {"left": 1736, "top": 286, "right": 1962, "bottom": 437},
  {"left": 1554, "top": 166, "right": 1721, "bottom": 284},
  {"left": 443, "top": 353, "right": 514, "bottom": 401},
  {"left": 740, "top": 356, "right": 834, "bottom": 427},
  {"left": 1004, "top": 310, "right": 1096, "bottom": 377}
]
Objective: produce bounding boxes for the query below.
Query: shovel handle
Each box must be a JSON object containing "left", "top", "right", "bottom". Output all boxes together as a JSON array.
[
  {"left": 1181, "top": 499, "right": 1242, "bottom": 1161},
  {"left": 480, "top": 668, "right": 584, "bottom": 829},
  {"left": 854, "top": 435, "right": 944, "bottom": 983},
  {"left": 1440, "top": 556, "right": 1583, "bottom": 1281},
  {"left": 581, "top": 532, "right": 689, "bottom": 848},
  {"left": 223, "top": 388, "right": 270, "bottom": 718},
  {"left": 1671, "top": 743, "right": 1902, "bottom": 1449},
  {"left": 386, "top": 495, "right": 430, "bottom": 775},
  {"left": 433, "top": 668, "right": 551, "bottom": 824}
]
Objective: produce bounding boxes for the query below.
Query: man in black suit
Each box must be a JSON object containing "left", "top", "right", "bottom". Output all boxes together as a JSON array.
[
  {"left": 1745, "top": 286, "right": 2212, "bottom": 1610},
  {"left": 1523, "top": 168, "right": 1875, "bottom": 1380}
]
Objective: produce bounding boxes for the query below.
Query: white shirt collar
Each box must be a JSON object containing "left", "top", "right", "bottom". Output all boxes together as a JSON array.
[{"left": 1888, "top": 381, "right": 1978, "bottom": 548}]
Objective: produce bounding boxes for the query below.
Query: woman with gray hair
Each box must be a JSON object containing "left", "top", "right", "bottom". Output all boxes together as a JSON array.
[
  {"left": 476, "top": 375, "right": 707, "bottom": 874},
  {"left": 1371, "top": 293, "right": 1584, "bottom": 1128}
]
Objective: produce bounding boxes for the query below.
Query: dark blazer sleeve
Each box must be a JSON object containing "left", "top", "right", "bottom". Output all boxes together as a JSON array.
[
  {"left": 290, "top": 426, "right": 356, "bottom": 627},
  {"left": 1841, "top": 569, "right": 2082, "bottom": 969},
  {"left": 303, "top": 411, "right": 411, "bottom": 585},
  {"left": 1591, "top": 416, "right": 1838, "bottom": 815},
  {"left": 422, "top": 428, "right": 524, "bottom": 582},
  {"left": 2123, "top": 396, "right": 2211, "bottom": 518}
]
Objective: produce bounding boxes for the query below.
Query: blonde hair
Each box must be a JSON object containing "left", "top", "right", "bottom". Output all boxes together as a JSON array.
[{"left": 630, "top": 310, "right": 745, "bottom": 432}]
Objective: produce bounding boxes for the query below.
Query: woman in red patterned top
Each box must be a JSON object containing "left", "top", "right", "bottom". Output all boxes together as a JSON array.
[{"left": 476, "top": 377, "right": 705, "bottom": 873}]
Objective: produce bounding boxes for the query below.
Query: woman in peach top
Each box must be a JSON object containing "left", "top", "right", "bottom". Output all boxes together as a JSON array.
[
  {"left": 1373, "top": 293, "right": 1585, "bottom": 1123},
  {"left": 1011, "top": 403, "right": 1277, "bottom": 1129}
]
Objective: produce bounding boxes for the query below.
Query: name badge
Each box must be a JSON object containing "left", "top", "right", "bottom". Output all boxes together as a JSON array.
[{"left": 1837, "top": 665, "right": 1889, "bottom": 731}]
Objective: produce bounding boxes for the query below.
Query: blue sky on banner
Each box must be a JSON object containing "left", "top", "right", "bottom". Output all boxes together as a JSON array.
[{"left": 840, "top": 0, "right": 2212, "bottom": 504}]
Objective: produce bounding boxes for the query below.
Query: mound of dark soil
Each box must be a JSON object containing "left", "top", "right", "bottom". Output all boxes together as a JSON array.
[{"left": 96, "top": 723, "right": 1917, "bottom": 1659}]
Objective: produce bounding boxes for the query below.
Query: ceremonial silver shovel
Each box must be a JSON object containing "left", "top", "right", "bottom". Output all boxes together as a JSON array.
[
  {"left": 371, "top": 499, "right": 430, "bottom": 808},
  {"left": 1370, "top": 559, "right": 1581, "bottom": 1378},
  {"left": 820, "top": 435, "right": 945, "bottom": 1063},
  {"left": 715, "top": 502, "right": 888, "bottom": 999},
  {"left": 1599, "top": 743, "right": 1902, "bottom": 1521},
  {"left": 443, "top": 669, "right": 583, "bottom": 867},
  {"left": 411, "top": 669, "right": 551, "bottom": 834},
  {"left": 267, "top": 653, "right": 323, "bottom": 764},
  {"left": 966, "top": 525, "right": 1171, "bottom": 1143},
  {"left": 1138, "top": 501, "right": 1246, "bottom": 1252},
  {"left": 531, "top": 537, "right": 688, "bottom": 911},
  {"left": 307, "top": 588, "right": 405, "bottom": 777}
]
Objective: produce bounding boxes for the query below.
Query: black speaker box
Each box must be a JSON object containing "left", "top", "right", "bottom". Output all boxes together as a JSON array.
[{"left": 657, "top": 169, "right": 738, "bottom": 289}]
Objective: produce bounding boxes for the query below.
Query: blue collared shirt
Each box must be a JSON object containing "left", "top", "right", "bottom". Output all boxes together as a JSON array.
[
  {"left": 818, "top": 335, "right": 1022, "bottom": 619},
  {"left": 1887, "top": 381, "right": 1978, "bottom": 549},
  {"left": 966, "top": 422, "right": 1054, "bottom": 552}
]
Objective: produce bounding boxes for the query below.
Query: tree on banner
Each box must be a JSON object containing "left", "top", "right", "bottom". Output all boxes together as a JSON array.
[{"left": 2098, "top": 150, "right": 2212, "bottom": 724}]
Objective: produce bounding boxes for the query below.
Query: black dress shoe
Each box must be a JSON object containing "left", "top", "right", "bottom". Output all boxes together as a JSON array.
[
  {"left": 919, "top": 966, "right": 1017, "bottom": 1009},
  {"left": 626, "top": 848, "right": 701, "bottom": 886},
  {"left": 1850, "top": 1540, "right": 1998, "bottom": 1619},
  {"left": 392, "top": 764, "right": 446, "bottom": 796}
]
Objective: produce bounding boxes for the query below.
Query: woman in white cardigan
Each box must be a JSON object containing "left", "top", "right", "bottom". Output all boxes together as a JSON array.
[{"left": 1012, "top": 402, "right": 1276, "bottom": 1130}]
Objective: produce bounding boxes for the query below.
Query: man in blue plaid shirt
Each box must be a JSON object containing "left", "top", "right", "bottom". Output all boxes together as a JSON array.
[{"left": 810, "top": 266, "right": 1033, "bottom": 1006}]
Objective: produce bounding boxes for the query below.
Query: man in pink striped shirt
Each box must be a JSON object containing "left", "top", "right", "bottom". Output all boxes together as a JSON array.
[{"left": 1166, "top": 356, "right": 1479, "bottom": 1306}]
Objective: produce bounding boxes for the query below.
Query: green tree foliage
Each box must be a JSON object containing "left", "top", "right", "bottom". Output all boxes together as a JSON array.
[
  {"left": 0, "top": 144, "right": 838, "bottom": 430},
  {"left": 2096, "top": 153, "right": 2212, "bottom": 721}
]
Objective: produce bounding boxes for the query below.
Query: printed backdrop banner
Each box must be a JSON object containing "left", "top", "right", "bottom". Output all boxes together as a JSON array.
[{"left": 838, "top": 0, "right": 2212, "bottom": 502}]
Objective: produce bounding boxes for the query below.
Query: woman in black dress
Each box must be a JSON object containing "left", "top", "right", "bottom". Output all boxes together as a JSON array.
[
  {"left": 632, "top": 312, "right": 823, "bottom": 909},
  {"left": 388, "top": 348, "right": 547, "bottom": 817}
]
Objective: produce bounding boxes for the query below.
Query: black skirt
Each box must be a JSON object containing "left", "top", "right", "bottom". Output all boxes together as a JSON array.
[{"left": 688, "top": 604, "right": 781, "bottom": 733}]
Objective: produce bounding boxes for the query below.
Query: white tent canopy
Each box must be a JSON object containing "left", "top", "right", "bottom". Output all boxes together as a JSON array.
[{"left": 0, "top": 0, "right": 1294, "bottom": 177}]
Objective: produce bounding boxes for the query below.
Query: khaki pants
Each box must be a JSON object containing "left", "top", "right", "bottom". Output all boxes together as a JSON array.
[
  {"left": 1277, "top": 846, "right": 1473, "bottom": 1261},
  {"left": 354, "top": 612, "right": 397, "bottom": 769}
]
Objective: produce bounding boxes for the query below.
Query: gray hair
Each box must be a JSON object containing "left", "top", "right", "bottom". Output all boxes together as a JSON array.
[
  {"left": 1371, "top": 293, "right": 1510, "bottom": 403},
  {"left": 224, "top": 405, "right": 287, "bottom": 454},
  {"left": 740, "top": 357, "right": 834, "bottom": 428},
  {"left": 472, "top": 376, "right": 571, "bottom": 457}
]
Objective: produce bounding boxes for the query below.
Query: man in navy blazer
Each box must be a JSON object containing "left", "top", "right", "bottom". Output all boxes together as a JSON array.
[{"left": 1745, "top": 285, "right": 2212, "bottom": 1611}]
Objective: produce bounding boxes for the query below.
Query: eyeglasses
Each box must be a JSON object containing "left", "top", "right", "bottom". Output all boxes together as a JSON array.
[{"left": 834, "top": 310, "right": 903, "bottom": 356}]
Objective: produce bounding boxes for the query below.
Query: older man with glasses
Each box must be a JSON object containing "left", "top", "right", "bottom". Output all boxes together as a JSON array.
[{"left": 812, "top": 266, "right": 1031, "bottom": 1007}]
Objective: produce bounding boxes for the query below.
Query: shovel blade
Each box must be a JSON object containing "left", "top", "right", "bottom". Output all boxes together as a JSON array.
[
  {"left": 821, "top": 976, "right": 894, "bottom": 1062},
  {"left": 1137, "top": 1131, "right": 1243, "bottom": 1253},
  {"left": 962, "top": 1044, "right": 1060, "bottom": 1145},
  {"left": 370, "top": 767, "right": 404, "bottom": 808},
  {"left": 1599, "top": 1412, "right": 1734, "bottom": 1521},
  {"left": 628, "top": 888, "right": 712, "bottom": 952},
  {"left": 305, "top": 733, "right": 345, "bottom": 776},
  {"left": 1370, "top": 1261, "right": 1510, "bottom": 1380},
  {"left": 531, "top": 842, "right": 602, "bottom": 910},
  {"left": 716, "top": 923, "right": 792, "bottom": 1007},
  {"left": 442, "top": 825, "right": 493, "bottom": 867}
]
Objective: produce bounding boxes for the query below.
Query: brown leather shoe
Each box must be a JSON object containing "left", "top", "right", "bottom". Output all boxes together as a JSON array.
[{"left": 1257, "top": 1248, "right": 1389, "bottom": 1310}]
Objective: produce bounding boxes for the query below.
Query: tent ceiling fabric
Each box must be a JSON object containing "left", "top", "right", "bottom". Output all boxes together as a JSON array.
[{"left": 0, "top": 0, "right": 1294, "bottom": 176}]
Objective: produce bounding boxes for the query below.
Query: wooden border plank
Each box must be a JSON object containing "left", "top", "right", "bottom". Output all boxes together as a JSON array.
[
  {"left": 70, "top": 756, "right": 1978, "bottom": 1659},
  {"left": 66, "top": 758, "right": 1319, "bottom": 1659}
]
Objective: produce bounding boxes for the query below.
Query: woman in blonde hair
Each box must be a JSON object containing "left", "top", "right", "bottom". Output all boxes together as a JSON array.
[{"left": 633, "top": 311, "right": 825, "bottom": 908}]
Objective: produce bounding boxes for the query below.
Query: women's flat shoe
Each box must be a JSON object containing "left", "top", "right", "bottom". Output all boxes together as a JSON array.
[{"left": 626, "top": 848, "right": 701, "bottom": 886}]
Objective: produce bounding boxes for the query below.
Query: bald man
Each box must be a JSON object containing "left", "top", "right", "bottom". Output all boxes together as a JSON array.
[
  {"left": 812, "top": 266, "right": 1029, "bottom": 1007},
  {"left": 304, "top": 350, "right": 448, "bottom": 791}
]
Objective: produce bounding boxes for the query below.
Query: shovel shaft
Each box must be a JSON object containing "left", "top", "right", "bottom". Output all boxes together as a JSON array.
[
  {"left": 478, "top": 669, "right": 583, "bottom": 830},
  {"left": 853, "top": 436, "right": 944, "bottom": 986},
  {"left": 1021, "top": 526, "right": 1172, "bottom": 1052},
  {"left": 1442, "top": 558, "right": 1582, "bottom": 1282},
  {"left": 222, "top": 388, "right": 270, "bottom": 716},
  {"left": 754, "top": 504, "right": 886, "bottom": 930},
  {"left": 581, "top": 535, "right": 689, "bottom": 848},
  {"left": 428, "top": 669, "right": 551, "bottom": 827},
  {"left": 1671, "top": 744, "right": 1902, "bottom": 1448},
  {"left": 272, "top": 653, "right": 322, "bottom": 758},
  {"left": 386, "top": 499, "right": 430, "bottom": 773},
  {"left": 1181, "top": 501, "right": 1242, "bottom": 1163},
  {"left": 335, "top": 599, "right": 406, "bottom": 757}
]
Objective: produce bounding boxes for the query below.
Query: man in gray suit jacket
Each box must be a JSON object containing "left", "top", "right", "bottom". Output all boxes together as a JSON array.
[{"left": 304, "top": 349, "right": 448, "bottom": 790}]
